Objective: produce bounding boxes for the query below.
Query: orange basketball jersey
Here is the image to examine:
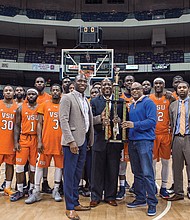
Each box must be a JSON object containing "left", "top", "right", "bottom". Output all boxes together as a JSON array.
[
  {"left": 38, "top": 100, "right": 62, "bottom": 155},
  {"left": 37, "top": 92, "right": 51, "bottom": 105},
  {"left": 172, "top": 91, "right": 179, "bottom": 100},
  {"left": 120, "top": 92, "right": 134, "bottom": 111},
  {"left": 149, "top": 94, "right": 170, "bottom": 135},
  {"left": 21, "top": 103, "right": 38, "bottom": 135},
  {"left": 0, "top": 100, "right": 18, "bottom": 154}
]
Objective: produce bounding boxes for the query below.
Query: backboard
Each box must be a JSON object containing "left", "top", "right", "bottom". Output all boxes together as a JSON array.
[{"left": 61, "top": 49, "right": 114, "bottom": 80}]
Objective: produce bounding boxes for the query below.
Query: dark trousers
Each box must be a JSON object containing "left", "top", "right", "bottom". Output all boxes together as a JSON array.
[
  {"left": 172, "top": 135, "right": 190, "bottom": 195},
  {"left": 83, "top": 149, "right": 92, "bottom": 188},
  {"left": 91, "top": 143, "right": 121, "bottom": 202},
  {"left": 63, "top": 139, "right": 87, "bottom": 210}
]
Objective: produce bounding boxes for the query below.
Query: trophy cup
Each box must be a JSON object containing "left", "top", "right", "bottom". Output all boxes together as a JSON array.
[{"left": 105, "top": 68, "right": 127, "bottom": 143}]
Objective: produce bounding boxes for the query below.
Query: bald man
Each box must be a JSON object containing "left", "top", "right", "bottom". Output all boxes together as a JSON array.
[{"left": 122, "top": 82, "right": 158, "bottom": 216}]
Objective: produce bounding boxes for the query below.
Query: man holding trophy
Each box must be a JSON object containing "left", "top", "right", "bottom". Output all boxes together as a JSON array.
[{"left": 90, "top": 69, "right": 128, "bottom": 207}]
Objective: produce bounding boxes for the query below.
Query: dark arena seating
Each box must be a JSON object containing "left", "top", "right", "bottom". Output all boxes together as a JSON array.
[
  {"left": 24, "top": 51, "right": 61, "bottom": 64},
  {"left": 0, "top": 48, "right": 18, "bottom": 61},
  {"left": 81, "top": 12, "right": 128, "bottom": 22},
  {"left": 0, "top": 5, "right": 19, "bottom": 17},
  {"left": 26, "top": 9, "right": 74, "bottom": 21},
  {"left": 134, "top": 50, "right": 184, "bottom": 64}
]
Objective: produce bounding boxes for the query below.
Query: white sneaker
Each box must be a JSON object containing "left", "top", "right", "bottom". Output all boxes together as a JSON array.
[
  {"left": 25, "top": 190, "right": 41, "bottom": 204},
  {"left": 52, "top": 188, "right": 62, "bottom": 202}
]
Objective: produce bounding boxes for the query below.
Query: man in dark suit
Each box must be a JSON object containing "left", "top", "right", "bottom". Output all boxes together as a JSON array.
[
  {"left": 168, "top": 81, "right": 190, "bottom": 201},
  {"left": 90, "top": 78, "right": 127, "bottom": 207},
  {"left": 59, "top": 74, "right": 94, "bottom": 220}
]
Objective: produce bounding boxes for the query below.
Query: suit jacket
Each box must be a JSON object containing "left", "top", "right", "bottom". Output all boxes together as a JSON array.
[
  {"left": 90, "top": 95, "right": 127, "bottom": 151},
  {"left": 169, "top": 99, "right": 190, "bottom": 139},
  {"left": 59, "top": 90, "right": 94, "bottom": 147}
]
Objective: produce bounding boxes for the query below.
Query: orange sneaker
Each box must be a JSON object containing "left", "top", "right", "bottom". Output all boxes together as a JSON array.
[{"left": 4, "top": 187, "right": 14, "bottom": 196}]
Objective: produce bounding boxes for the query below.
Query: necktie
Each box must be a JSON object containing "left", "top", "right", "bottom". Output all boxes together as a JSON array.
[{"left": 179, "top": 100, "right": 186, "bottom": 136}]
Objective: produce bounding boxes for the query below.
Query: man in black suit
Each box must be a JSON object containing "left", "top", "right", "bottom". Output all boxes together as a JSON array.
[{"left": 90, "top": 78, "right": 127, "bottom": 207}]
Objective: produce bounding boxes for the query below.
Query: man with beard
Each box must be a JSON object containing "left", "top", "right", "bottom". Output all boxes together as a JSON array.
[
  {"left": 116, "top": 75, "right": 134, "bottom": 200},
  {"left": 0, "top": 85, "right": 18, "bottom": 196},
  {"left": 10, "top": 89, "right": 38, "bottom": 201},
  {"left": 25, "top": 84, "right": 63, "bottom": 204},
  {"left": 122, "top": 82, "right": 157, "bottom": 216},
  {"left": 172, "top": 75, "right": 183, "bottom": 100},
  {"left": 59, "top": 74, "right": 94, "bottom": 220},
  {"left": 62, "top": 76, "right": 71, "bottom": 95},
  {"left": 142, "top": 80, "right": 152, "bottom": 96},
  {"left": 168, "top": 81, "right": 190, "bottom": 201},
  {"left": 34, "top": 77, "right": 52, "bottom": 193},
  {"left": 149, "top": 78, "right": 173, "bottom": 199},
  {"left": 90, "top": 78, "right": 126, "bottom": 207},
  {"left": 34, "top": 77, "right": 51, "bottom": 104},
  {"left": 14, "top": 86, "right": 25, "bottom": 106}
]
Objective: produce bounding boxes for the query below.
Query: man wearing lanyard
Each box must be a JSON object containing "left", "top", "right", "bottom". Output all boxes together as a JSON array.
[
  {"left": 59, "top": 74, "right": 94, "bottom": 220},
  {"left": 168, "top": 81, "right": 190, "bottom": 201}
]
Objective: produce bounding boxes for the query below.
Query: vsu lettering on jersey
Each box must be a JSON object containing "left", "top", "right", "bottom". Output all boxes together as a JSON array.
[
  {"left": 0, "top": 100, "right": 18, "bottom": 154},
  {"left": 149, "top": 94, "right": 170, "bottom": 135},
  {"left": 21, "top": 103, "right": 38, "bottom": 135}
]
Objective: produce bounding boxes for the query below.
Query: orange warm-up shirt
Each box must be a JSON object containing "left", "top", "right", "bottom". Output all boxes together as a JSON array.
[
  {"left": 120, "top": 92, "right": 134, "bottom": 111},
  {"left": 149, "top": 94, "right": 170, "bottom": 135},
  {"left": 37, "top": 92, "right": 51, "bottom": 105},
  {"left": 172, "top": 91, "right": 179, "bottom": 100},
  {"left": 21, "top": 103, "right": 38, "bottom": 135},
  {"left": 37, "top": 100, "right": 62, "bottom": 155},
  {"left": 0, "top": 100, "right": 18, "bottom": 154}
]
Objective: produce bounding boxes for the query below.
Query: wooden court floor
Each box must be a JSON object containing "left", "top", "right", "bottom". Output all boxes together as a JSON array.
[{"left": 0, "top": 159, "right": 190, "bottom": 220}]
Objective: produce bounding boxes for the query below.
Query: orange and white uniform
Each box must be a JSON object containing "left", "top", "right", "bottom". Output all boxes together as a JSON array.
[
  {"left": 16, "top": 103, "right": 38, "bottom": 166},
  {"left": 149, "top": 94, "right": 171, "bottom": 160},
  {"left": 37, "top": 100, "right": 63, "bottom": 169},
  {"left": 0, "top": 100, "right": 17, "bottom": 165},
  {"left": 120, "top": 93, "right": 134, "bottom": 162}
]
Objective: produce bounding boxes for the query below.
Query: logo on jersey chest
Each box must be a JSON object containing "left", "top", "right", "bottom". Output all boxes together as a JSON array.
[
  {"left": 26, "top": 115, "right": 38, "bottom": 120},
  {"left": 1, "top": 112, "right": 14, "bottom": 119},
  {"left": 156, "top": 105, "right": 166, "bottom": 111},
  {"left": 49, "top": 112, "right": 58, "bottom": 118}
]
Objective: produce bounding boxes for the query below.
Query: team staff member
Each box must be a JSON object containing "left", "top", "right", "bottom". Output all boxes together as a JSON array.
[
  {"left": 25, "top": 84, "right": 63, "bottom": 204},
  {"left": 59, "top": 74, "right": 94, "bottom": 220},
  {"left": 90, "top": 78, "right": 126, "bottom": 207},
  {"left": 10, "top": 89, "right": 39, "bottom": 201},
  {"left": 122, "top": 82, "right": 158, "bottom": 216},
  {"left": 168, "top": 81, "right": 190, "bottom": 201},
  {"left": 0, "top": 85, "right": 17, "bottom": 196}
]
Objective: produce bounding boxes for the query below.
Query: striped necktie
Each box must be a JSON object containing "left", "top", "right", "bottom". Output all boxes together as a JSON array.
[{"left": 179, "top": 100, "right": 186, "bottom": 136}]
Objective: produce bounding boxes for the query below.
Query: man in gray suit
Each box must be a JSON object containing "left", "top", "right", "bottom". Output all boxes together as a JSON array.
[
  {"left": 168, "top": 81, "right": 190, "bottom": 201},
  {"left": 59, "top": 74, "right": 94, "bottom": 220}
]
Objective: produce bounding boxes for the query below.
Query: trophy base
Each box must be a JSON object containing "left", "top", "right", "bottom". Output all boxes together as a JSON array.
[{"left": 109, "top": 139, "right": 123, "bottom": 143}]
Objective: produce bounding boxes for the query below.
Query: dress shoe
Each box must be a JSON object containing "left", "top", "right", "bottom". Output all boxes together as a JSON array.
[
  {"left": 90, "top": 200, "right": 100, "bottom": 207},
  {"left": 105, "top": 200, "right": 118, "bottom": 206},
  {"left": 187, "top": 187, "right": 190, "bottom": 199},
  {"left": 66, "top": 210, "right": 80, "bottom": 220},
  {"left": 74, "top": 204, "right": 91, "bottom": 211},
  {"left": 167, "top": 194, "right": 184, "bottom": 201}
]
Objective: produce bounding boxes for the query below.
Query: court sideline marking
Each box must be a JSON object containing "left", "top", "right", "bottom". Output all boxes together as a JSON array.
[{"left": 153, "top": 183, "right": 172, "bottom": 219}]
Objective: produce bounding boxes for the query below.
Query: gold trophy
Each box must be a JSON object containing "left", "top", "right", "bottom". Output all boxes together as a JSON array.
[{"left": 105, "top": 68, "right": 127, "bottom": 143}]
